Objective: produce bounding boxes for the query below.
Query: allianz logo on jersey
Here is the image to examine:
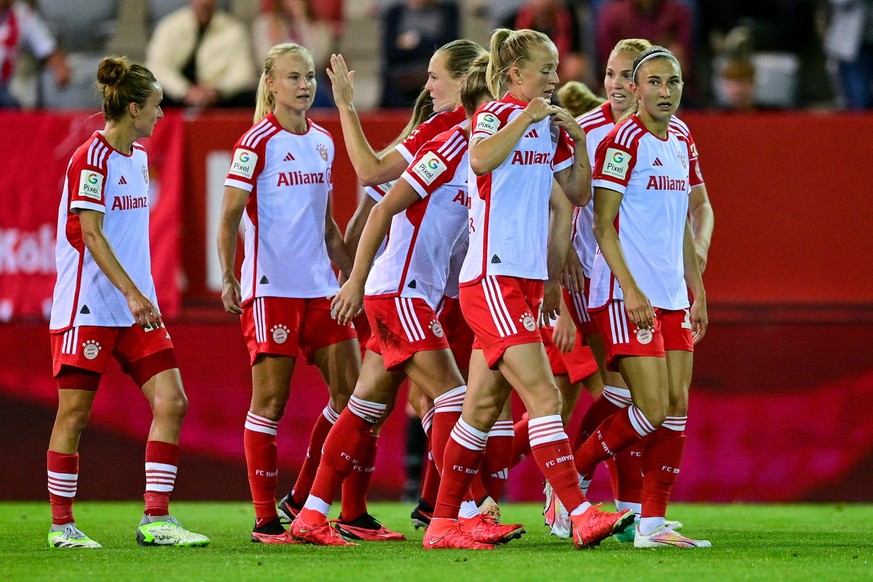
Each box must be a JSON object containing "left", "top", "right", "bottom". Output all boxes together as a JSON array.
[
  {"left": 275, "top": 170, "right": 327, "bottom": 187},
  {"left": 111, "top": 195, "right": 148, "bottom": 210},
  {"left": 511, "top": 150, "right": 549, "bottom": 165},
  {"left": 646, "top": 176, "right": 687, "bottom": 191}
]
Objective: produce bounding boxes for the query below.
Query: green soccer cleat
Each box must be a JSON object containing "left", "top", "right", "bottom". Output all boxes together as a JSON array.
[
  {"left": 48, "top": 524, "right": 102, "bottom": 549},
  {"left": 136, "top": 517, "right": 210, "bottom": 547}
]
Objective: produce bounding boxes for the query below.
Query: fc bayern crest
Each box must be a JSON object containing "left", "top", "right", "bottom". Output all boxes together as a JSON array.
[
  {"left": 429, "top": 320, "right": 444, "bottom": 338},
  {"left": 520, "top": 312, "right": 537, "bottom": 332},
  {"left": 317, "top": 143, "right": 328, "bottom": 161},
  {"left": 635, "top": 328, "right": 653, "bottom": 345},
  {"left": 141, "top": 165, "right": 150, "bottom": 184},
  {"left": 271, "top": 324, "right": 289, "bottom": 344},
  {"left": 82, "top": 339, "right": 102, "bottom": 360}
]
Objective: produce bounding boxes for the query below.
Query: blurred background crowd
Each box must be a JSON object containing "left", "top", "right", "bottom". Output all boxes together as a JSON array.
[{"left": 3, "top": 0, "right": 873, "bottom": 113}]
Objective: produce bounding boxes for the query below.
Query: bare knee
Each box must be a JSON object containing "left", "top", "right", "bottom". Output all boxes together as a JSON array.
[
  {"left": 55, "top": 406, "right": 92, "bottom": 437},
  {"left": 524, "top": 382, "right": 563, "bottom": 418},
  {"left": 154, "top": 391, "right": 189, "bottom": 424}
]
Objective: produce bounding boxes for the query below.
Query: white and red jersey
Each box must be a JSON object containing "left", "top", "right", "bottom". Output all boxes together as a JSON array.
[
  {"left": 50, "top": 132, "right": 158, "bottom": 331},
  {"left": 365, "top": 123, "right": 471, "bottom": 309},
  {"left": 225, "top": 113, "right": 338, "bottom": 302},
  {"left": 574, "top": 102, "right": 615, "bottom": 277},
  {"left": 460, "top": 94, "right": 575, "bottom": 284},
  {"left": 395, "top": 106, "right": 466, "bottom": 163},
  {"left": 588, "top": 114, "right": 696, "bottom": 311},
  {"left": 573, "top": 103, "right": 706, "bottom": 278}
]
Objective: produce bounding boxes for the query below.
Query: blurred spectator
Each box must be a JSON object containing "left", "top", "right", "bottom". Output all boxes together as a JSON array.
[
  {"left": 824, "top": 0, "right": 873, "bottom": 109},
  {"left": 146, "top": 0, "right": 257, "bottom": 109},
  {"left": 500, "top": 0, "right": 588, "bottom": 84},
  {"left": 0, "top": 0, "right": 69, "bottom": 108},
  {"left": 380, "top": 0, "right": 459, "bottom": 108},
  {"left": 595, "top": 0, "right": 693, "bottom": 74},
  {"left": 253, "top": 0, "right": 335, "bottom": 107},
  {"left": 700, "top": 1, "right": 830, "bottom": 108},
  {"left": 714, "top": 58, "right": 757, "bottom": 111}
]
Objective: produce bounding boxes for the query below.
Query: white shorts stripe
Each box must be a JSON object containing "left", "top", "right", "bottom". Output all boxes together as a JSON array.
[
  {"left": 395, "top": 297, "right": 420, "bottom": 342},
  {"left": 404, "top": 298, "right": 427, "bottom": 341},
  {"left": 482, "top": 277, "right": 516, "bottom": 337},
  {"left": 571, "top": 290, "right": 590, "bottom": 323},
  {"left": 609, "top": 302, "right": 630, "bottom": 344}
]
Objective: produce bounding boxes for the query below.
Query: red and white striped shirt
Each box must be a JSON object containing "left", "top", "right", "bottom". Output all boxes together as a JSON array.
[
  {"left": 225, "top": 112, "right": 338, "bottom": 301},
  {"left": 589, "top": 114, "right": 697, "bottom": 310},
  {"left": 460, "top": 94, "right": 575, "bottom": 284},
  {"left": 365, "top": 123, "right": 471, "bottom": 309},
  {"left": 50, "top": 132, "right": 157, "bottom": 330}
]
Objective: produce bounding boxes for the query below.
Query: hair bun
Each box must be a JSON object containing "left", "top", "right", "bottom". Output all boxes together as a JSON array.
[{"left": 96, "top": 56, "right": 130, "bottom": 87}]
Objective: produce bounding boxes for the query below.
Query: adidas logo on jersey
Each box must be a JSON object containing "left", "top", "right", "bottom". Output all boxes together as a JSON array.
[
  {"left": 653, "top": 158, "right": 663, "bottom": 167},
  {"left": 118, "top": 176, "right": 128, "bottom": 185},
  {"left": 524, "top": 128, "right": 539, "bottom": 139},
  {"left": 283, "top": 152, "right": 295, "bottom": 162}
]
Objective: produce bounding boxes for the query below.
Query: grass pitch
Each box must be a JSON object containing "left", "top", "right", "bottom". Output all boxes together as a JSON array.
[{"left": 1, "top": 502, "right": 871, "bottom": 581}]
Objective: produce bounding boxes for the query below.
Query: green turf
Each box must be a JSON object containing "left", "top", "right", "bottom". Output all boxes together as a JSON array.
[{"left": 1, "top": 502, "right": 871, "bottom": 581}]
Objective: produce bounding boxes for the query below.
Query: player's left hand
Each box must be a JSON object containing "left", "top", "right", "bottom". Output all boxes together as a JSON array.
[
  {"left": 330, "top": 278, "right": 364, "bottom": 326},
  {"left": 541, "top": 279, "right": 562, "bottom": 324},
  {"left": 549, "top": 106, "right": 586, "bottom": 142},
  {"left": 690, "top": 296, "right": 708, "bottom": 344}
]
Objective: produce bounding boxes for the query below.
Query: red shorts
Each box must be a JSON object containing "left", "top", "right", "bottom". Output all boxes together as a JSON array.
[
  {"left": 364, "top": 296, "right": 451, "bottom": 370},
  {"left": 438, "top": 296, "right": 474, "bottom": 370},
  {"left": 51, "top": 324, "right": 177, "bottom": 388},
  {"left": 590, "top": 301, "right": 693, "bottom": 371},
  {"left": 460, "top": 276, "right": 543, "bottom": 369},
  {"left": 562, "top": 284, "right": 598, "bottom": 335},
  {"left": 540, "top": 327, "right": 600, "bottom": 383},
  {"left": 353, "top": 312, "right": 372, "bottom": 359},
  {"left": 241, "top": 296, "right": 357, "bottom": 365}
]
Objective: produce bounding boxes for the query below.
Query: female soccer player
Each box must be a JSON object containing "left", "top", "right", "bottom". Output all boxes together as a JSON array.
[
  {"left": 572, "top": 45, "right": 711, "bottom": 549},
  {"left": 216, "top": 43, "right": 360, "bottom": 544},
  {"left": 546, "top": 39, "right": 713, "bottom": 542},
  {"left": 423, "top": 28, "right": 635, "bottom": 551},
  {"left": 46, "top": 56, "right": 208, "bottom": 549},
  {"left": 300, "top": 39, "right": 486, "bottom": 529},
  {"left": 288, "top": 55, "right": 522, "bottom": 547}
]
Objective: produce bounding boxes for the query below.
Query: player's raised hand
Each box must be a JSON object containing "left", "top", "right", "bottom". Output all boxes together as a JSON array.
[{"left": 327, "top": 54, "right": 355, "bottom": 108}]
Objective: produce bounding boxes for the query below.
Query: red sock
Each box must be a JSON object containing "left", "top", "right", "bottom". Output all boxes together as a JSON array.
[
  {"left": 431, "top": 386, "right": 465, "bottom": 472},
  {"left": 571, "top": 386, "right": 630, "bottom": 450},
  {"left": 574, "top": 405, "right": 654, "bottom": 477},
  {"left": 641, "top": 425, "right": 686, "bottom": 518},
  {"left": 340, "top": 432, "right": 378, "bottom": 521},
  {"left": 419, "top": 448, "right": 440, "bottom": 507},
  {"left": 433, "top": 419, "right": 487, "bottom": 520},
  {"left": 612, "top": 438, "right": 646, "bottom": 505},
  {"left": 47, "top": 450, "right": 78, "bottom": 525},
  {"left": 480, "top": 420, "right": 514, "bottom": 502},
  {"left": 309, "top": 398, "right": 385, "bottom": 511},
  {"left": 511, "top": 413, "right": 531, "bottom": 468},
  {"left": 244, "top": 411, "right": 280, "bottom": 521},
  {"left": 290, "top": 404, "right": 337, "bottom": 506},
  {"left": 528, "top": 415, "right": 585, "bottom": 511},
  {"left": 144, "top": 440, "right": 179, "bottom": 516}
]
